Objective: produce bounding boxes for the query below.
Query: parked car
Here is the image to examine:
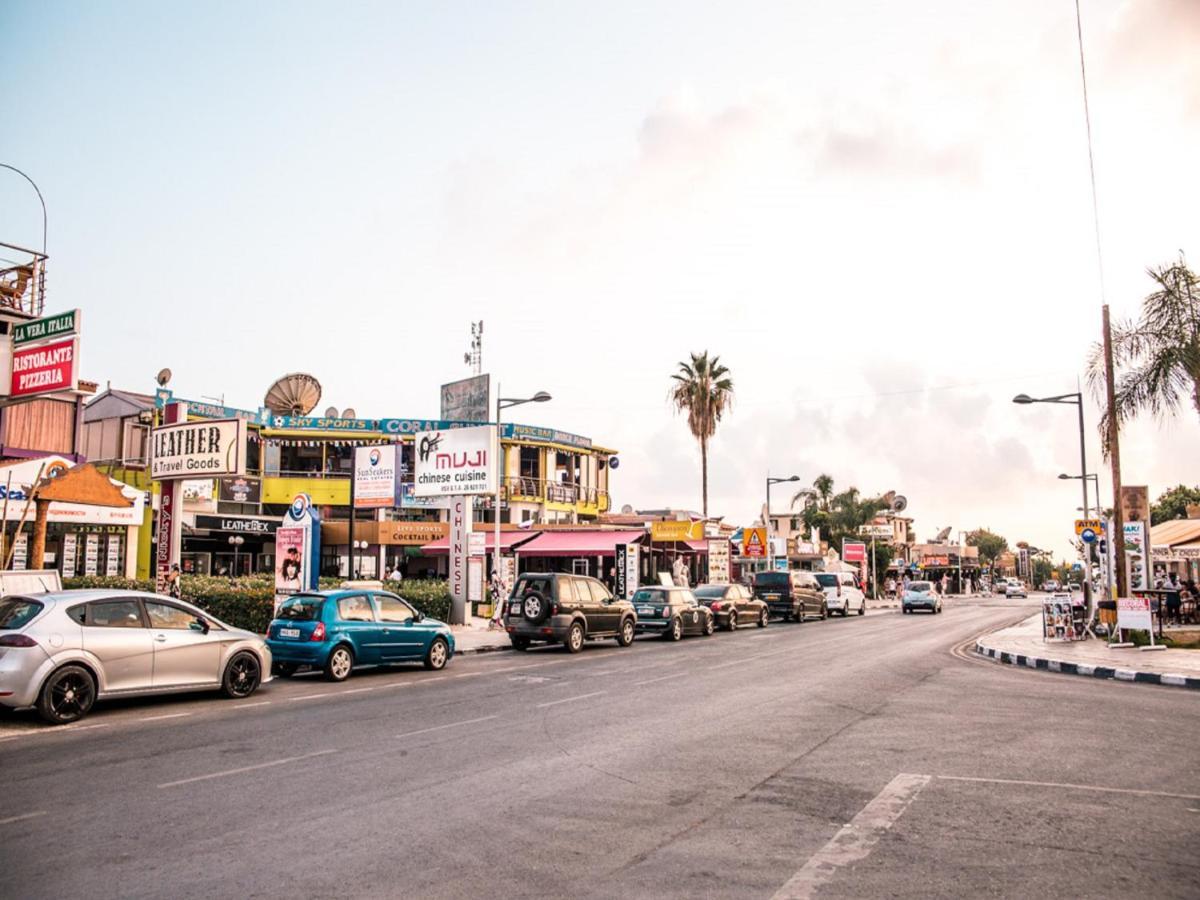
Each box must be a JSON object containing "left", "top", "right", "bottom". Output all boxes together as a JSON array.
[
  {"left": 1040, "top": 580, "right": 1061, "bottom": 592},
  {"left": 752, "top": 570, "right": 828, "bottom": 622},
  {"left": 814, "top": 571, "right": 866, "bottom": 617},
  {"left": 693, "top": 583, "right": 768, "bottom": 630},
  {"left": 505, "top": 573, "right": 636, "bottom": 652},
  {"left": 267, "top": 589, "right": 453, "bottom": 681},
  {"left": 1005, "top": 578, "right": 1028, "bottom": 599},
  {"left": 631, "top": 586, "right": 714, "bottom": 640},
  {"left": 901, "top": 581, "right": 943, "bottom": 614},
  {"left": 0, "top": 590, "right": 272, "bottom": 725},
  {"left": 992, "top": 579, "right": 1008, "bottom": 596}
]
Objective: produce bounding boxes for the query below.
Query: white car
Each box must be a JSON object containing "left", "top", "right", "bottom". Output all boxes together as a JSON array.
[
  {"left": 1005, "top": 578, "right": 1028, "bottom": 599},
  {"left": 814, "top": 571, "right": 866, "bottom": 617}
]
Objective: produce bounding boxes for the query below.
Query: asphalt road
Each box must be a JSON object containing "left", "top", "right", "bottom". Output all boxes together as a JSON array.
[{"left": 1, "top": 597, "right": 1197, "bottom": 899}]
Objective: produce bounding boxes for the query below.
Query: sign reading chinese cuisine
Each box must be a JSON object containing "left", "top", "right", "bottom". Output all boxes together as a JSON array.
[{"left": 413, "top": 426, "right": 496, "bottom": 496}]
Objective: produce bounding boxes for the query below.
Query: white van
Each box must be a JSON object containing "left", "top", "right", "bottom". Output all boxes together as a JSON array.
[{"left": 814, "top": 571, "right": 866, "bottom": 616}]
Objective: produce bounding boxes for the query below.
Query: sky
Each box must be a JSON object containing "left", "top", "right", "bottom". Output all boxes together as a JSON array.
[{"left": 3, "top": 0, "right": 1198, "bottom": 558}]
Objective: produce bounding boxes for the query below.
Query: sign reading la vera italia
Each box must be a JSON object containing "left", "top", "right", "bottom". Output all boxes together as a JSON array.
[
  {"left": 8, "top": 309, "right": 82, "bottom": 399},
  {"left": 151, "top": 419, "right": 246, "bottom": 479},
  {"left": 413, "top": 425, "right": 496, "bottom": 496}
]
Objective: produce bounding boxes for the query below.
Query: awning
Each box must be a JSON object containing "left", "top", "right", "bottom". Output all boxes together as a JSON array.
[
  {"left": 419, "top": 531, "right": 541, "bottom": 555},
  {"left": 516, "top": 530, "right": 646, "bottom": 558}
]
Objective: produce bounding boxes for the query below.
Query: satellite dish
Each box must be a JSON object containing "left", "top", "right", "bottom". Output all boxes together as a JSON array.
[
  {"left": 608, "top": 456, "right": 620, "bottom": 470},
  {"left": 156, "top": 368, "right": 172, "bottom": 387},
  {"left": 935, "top": 526, "right": 952, "bottom": 543},
  {"left": 324, "top": 406, "right": 338, "bottom": 418},
  {"left": 621, "top": 504, "right": 634, "bottom": 514},
  {"left": 341, "top": 408, "right": 356, "bottom": 419},
  {"left": 264, "top": 373, "right": 322, "bottom": 416},
  {"left": 892, "top": 495, "right": 908, "bottom": 513}
]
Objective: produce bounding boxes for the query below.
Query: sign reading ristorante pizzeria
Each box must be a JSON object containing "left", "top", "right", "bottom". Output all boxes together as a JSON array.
[
  {"left": 9, "top": 337, "right": 79, "bottom": 397},
  {"left": 151, "top": 419, "right": 246, "bottom": 479}
]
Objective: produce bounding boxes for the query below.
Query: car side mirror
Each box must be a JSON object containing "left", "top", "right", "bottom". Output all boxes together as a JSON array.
[
  {"left": 191, "top": 618, "right": 209, "bottom": 634},
  {"left": 414, "top": 611, "right": 425, "bottom": 622}
]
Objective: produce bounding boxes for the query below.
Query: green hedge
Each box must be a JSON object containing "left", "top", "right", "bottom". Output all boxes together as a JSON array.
[{"left": 63, "top": 575, "right": 453, "bottom": 634}]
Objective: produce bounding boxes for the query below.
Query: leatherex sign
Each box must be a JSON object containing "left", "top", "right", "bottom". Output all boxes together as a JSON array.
[
  {"left": 9, "top": 337, "right": 79, "bottom": 397},
  {"left": 195, "top": 515, "right": 278, "bottom": 536},
  {"left": 151, "top": 419, "right": 245, "bottom": 479},
  {"left": 413, "top": 425, "right": 496, "bottom": 497}
]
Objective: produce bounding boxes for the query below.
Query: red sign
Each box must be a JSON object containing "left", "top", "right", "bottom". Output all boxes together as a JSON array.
[
  {"left": 842, "top": 541, "right": 867, "bottom": 563},
  {"left": 9, "top": 337, "right": 78, "bottom": 397}
]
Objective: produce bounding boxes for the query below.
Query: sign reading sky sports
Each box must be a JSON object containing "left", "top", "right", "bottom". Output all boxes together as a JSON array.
[
  {"left": 413, "top": 426, "right": 496, "bottom": 497},
  {"left": 353, "top": 444, "right": 400, "bottom": 509},
  {"left": 150, "top": 419, "right": 245, "bottom": 479}
]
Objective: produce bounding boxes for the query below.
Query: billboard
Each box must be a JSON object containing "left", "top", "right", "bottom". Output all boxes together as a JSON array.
[
  {"left": 151, "top": 419, "right": 245, "bottom": 479},
  {"left": 707, "top": 538, "right": 730, "bottom": 584},
  {"left": 219, "top": 476, "right": 261, "bottom": 504},
  {"left": 274, "top": 494, "right": 320, "bottom": 599},
  {"left": 413, "top": 425, "right": 496, "bottom": 497},
  {"left": 842, "top": 541, "right": 867, "bottom": 563},
  {"left": 440, "top": 374, "right": 491, "bottom": 423},
  {"left": 353, "top": 444, "right": 400, "bottom": 509},
  {"left": 9, "top": 336, "right": 79, "bottom": 397}
]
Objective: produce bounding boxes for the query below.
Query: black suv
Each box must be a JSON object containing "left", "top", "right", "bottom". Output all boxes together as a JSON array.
[
  {"left": 504, "top": 573, "right": 638, "bottom": 653},
  {"left": 752, "top": 570, "right": 828, "bottom": 621}
]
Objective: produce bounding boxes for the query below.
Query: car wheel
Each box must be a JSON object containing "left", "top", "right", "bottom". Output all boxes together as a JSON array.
[
  {"left": 521, "top": 590, "right": 552, "bottom": 625},
  {"left": 820, "top": 603, "right": 828, "bottom": 620},
  {"left": 272, "top": 662, "right": 298, "bottom": 678},
  {"left": 665, "top": 618, "right": 683, "bottom": 641},
  {"left": 564, "top": 622, "right": 585, "bottom": 653},
  {"left": 727, "top": 611, "right": 738, "bottom": 632},
  {"left": 324, "top": 644, "right": 354, "bottom": 682},
  {"left": 616, "top": 618, "right": 635, "bottom": 647},
  {"left": 902, "top": 607, "right": 910, "bottom": 614},
  {"left": 222, "top": 651, "right": 262, "bottom": 699},
  {"left": 511, "top": 636, "right": 530, "bottom": 651},
  {"left": 858, "top": 603, "right": 866, "bottom": 616},
  {"left": 37, "top": 665, "right": 96, "bottom": 725},
  {"left": 424, "top": 637, "right": 449, "bottom": 671},
  {"left": 758, "top": 608, "right": 768, "bottom": 628},
  {"left": 703, "top": 615, "right": 715, "bottom": 636}
]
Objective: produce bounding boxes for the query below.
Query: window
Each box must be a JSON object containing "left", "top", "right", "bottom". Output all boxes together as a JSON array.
[
  {"left": 86, "top": 599, "right": 144, "bottom": 628},
  {"left": 375, "top": 595, "right": 414, "bottom": 623},
  {"left": 145, "top": 601, "right": 200, "bottom": 630},
  {"left": 558, "top": 578, "right": 582, "bottom": 606},
  {"left": 277, "top": 596, "right": 325, "bottom": 621},
  {"left": 337, "top": 595, "right": 376, "bottom": 622},
  {"left": 0, "top": 598, "right": 43, "bottom": 629},
  {"left": 586, "top": 580, "right": 612, "bottom": 604}
]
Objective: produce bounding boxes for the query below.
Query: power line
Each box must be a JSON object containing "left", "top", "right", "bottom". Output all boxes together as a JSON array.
[{"left": 1074, "top": 0, "right": 1107, "bottom": 305}]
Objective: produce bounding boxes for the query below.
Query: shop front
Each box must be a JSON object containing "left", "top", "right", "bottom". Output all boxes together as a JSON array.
[
  {"left": 181, "top": 513, "right": 279, "bottom": 576},
  {"left": 324, "top": 520, "right": 451, "bottom": 580}
]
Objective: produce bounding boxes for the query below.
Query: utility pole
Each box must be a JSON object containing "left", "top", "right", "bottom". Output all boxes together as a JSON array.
[{"left": 1102, "top": 305, "right": 1126, "bottom": 598}]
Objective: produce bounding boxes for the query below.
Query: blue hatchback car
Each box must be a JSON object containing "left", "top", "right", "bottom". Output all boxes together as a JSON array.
[{"left": 265, "top": 589, "right": 454, "bottom": 682}]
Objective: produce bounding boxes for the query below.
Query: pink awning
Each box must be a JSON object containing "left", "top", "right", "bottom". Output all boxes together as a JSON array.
[
  {"left": 515, "top": 530, "right": 646, "bottom": 558},
  {"left": 420, "top": 531, "right": 541, "bottom": 555}
]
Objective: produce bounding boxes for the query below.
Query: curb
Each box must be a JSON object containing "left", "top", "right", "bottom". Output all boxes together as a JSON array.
[
  {"left": 973, "top": 641, "right": 1200, "bottom": 691},
  {"left": 453, "top": 641, "right": 513, "bottom": 656}
]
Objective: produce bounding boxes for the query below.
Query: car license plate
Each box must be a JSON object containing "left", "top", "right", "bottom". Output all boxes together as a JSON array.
[
  {"left": 509, "top": 603, "right": 522, "bottom": 614},
  {"left": 279, "top": 627, "right": 301, "bottom": 639},
  {"left": 764, "top": 594, "right": 779, "bottom": 601},
  {"left": 638, "top": 607, "right": 654, "bottom": 614}
]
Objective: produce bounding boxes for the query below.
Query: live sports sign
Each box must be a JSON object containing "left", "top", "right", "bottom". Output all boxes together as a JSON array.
[{"left": 9, "top": 337, "right": 79, "bottom": 397}]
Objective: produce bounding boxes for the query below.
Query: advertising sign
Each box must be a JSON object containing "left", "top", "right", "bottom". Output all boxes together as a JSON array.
[
  {"left": 61, "top": 533, "right": 77, "bottom": 575},
  {"left": 11, "top": 533, "right": 28, "bottom": 570},
  {"left": 84, "top": 534, "right": 99, "bottom": 575},
  {"left": 1074, "top": 518, "right": 1103, "bottom": 536},
  {"left": 104, "top": 537, "right": 120, "bottom": 576},
  {"left": 842, "top": 541, "right": 867, "bottom": 564},
  {"left": 741, "top": 527, "right": 767, "bottom": 559},
  {"left": 12, "top": 309, "right": 80, "bottom": 347},
  {"left": 9, "top": 336, "right": 79, "bottom": 397},
  {"left": 1119, "top": 486, "right": 1150, "bottom": 528},
  {"left": 1117, "top": 595, "right": 1153, "bottom": 631},
  {"left": 274, "top": 527, "right": 306, "bottom": 593},
  {"left": 195, "top": 514, "right": 278, "bottom": 536},
  {"left": 151, "top": 419, "right": 246, "bottom": 479},
  {"left": 413, "top": 426, "right": 496, "bottom": 497},
  {"left": 399, "top": 481, "right": 454, "bottom": 510},
  {"left": 218, "top": 476, "right": 261, "bottom": 504},
  {"left": 707, "top": 538, "right": 731, "bottom": 584},
  {"left": 448, "top": 496, "right": 473, "bottom": 623},
  {"left": 468, "top": 532, "right": 486, "bottom": 557},
  {"left": 650, "top": 520, "right": 703, "bottom": 542},
  {"left": 615, "top": 543, "right": 641, "bottom": 599},
  {"left": 274, "top": 494, "right": 320, "bottom": 601},
  {"left": 1123, "top": 521, "right": 1150, "bottom": 591},
  {"left": 440, "top": 374, "right": 491, "bottom": 423},
  {"left": 468, "top": 557, "right": 484, "bottom": 604},
  {"left": 353, "top": 444, "right": 399, "bottom": 509}
]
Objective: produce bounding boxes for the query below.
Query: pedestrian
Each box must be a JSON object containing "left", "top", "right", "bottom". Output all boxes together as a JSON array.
[
  {"left": 884, "top": 576, "right": 895, "bottom": 599},
  {"left": 388, "top": 565, "right": 403, "bottom": 583},
  {"left": 166, "top": 563, "right": 182, "bottom": 599},
  {"left": 940, "top": 573, "right": 949, "bottom": 596},
  {"left": 671, "top": 556, "right": 686, "bottom": 587}
]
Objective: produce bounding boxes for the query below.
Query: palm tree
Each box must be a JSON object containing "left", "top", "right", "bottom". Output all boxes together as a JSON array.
[
  {"left": 669, "top": 352, "right": 734, "bottom": 516},
  {"left": 1087, "top": 255, "right": 1200, "bottom": 440},
  {"left": 791, "top": 473, "right": 834, "bottom": 512}
]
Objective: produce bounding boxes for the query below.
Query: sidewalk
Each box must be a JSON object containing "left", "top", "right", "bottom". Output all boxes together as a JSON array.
[
  {"left": 449, "top": 615, "right": 513, "bottom": 655},
  {"left": 975, "top": 612, "right": 1200, "bottom": 690}
]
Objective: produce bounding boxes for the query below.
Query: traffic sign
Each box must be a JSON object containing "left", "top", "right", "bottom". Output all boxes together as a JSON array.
[
  {"left": 742, "top": 527, "right": 767, "bottom": 559},
  {"left": 1074, "top": 518, "right": 1102, "bottom": 536},
  {"left": 1080, "top": 528, "right": 1097, "bottom": 544}
]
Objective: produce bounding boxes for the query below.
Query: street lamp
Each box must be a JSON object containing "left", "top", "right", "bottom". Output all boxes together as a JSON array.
[
  {"left": 766, "top": 476, "right": 801, "bottom": 570},
  {"left": 227, "top": 535, "right": 244, "bottom": 576},
  {"left": 1013, "top": 391, "right": 1095, "bottom": 614},
  {"left": 494, "top": 387, "right": 551, "bottom": 593},
  {"left": 352, "top": 539, "right": 369, "bottom": 579}
]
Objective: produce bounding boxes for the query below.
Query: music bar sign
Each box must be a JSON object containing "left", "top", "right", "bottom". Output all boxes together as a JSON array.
[{"left": 151, "top": 419, "right": 246, "bottom": 479}]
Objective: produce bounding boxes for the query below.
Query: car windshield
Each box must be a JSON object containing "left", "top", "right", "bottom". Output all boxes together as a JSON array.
[
  {"left": 0, "top": 598, "right": 43, "bottom": 629},
  {"left": 814, "top": 574, "right": 839, "bottom": 588},
  {"left": 693, "top": 586, "right": 725, "bottom": 598},
  {"left": 754, "top": 573, "right": 789, "bottom": 587},
  {"left": 276, "top": 596, "right": 325, "bottom": 621},
  {"left": 908, "top": 582, "right": 933, "bottom": 593},
  {"left": 633, "top": 590, "right": 667, "bottom": 604}
]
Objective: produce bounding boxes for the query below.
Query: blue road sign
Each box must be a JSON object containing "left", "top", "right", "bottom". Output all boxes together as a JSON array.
[{"left": 1080, "top": 528, "right": 1097, "bottom": 544}]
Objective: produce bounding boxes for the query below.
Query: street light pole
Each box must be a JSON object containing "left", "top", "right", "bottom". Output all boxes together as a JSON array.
[
  {"left": 493, "top": 387, "right": 551, "bottom": 597},
  {"left": 765, "top": 475, "right": 800, "bottom": 572}
]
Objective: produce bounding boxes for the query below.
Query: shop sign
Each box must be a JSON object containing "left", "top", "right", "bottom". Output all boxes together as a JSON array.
[
  {"left": 12, "top": 309, "right": 80, "bottom": 347},
  {"left": 741, "top": 527, "right": 767, "bottom": 559},
  {"left": 857, "top": 524, "right": 893, "bottom": 539},
  {"left": 413, "top": 426, "right": 496, "bottom": 497},
  {"left": 1119, "top": 486, "right": 1149, "bottom": 528},
  {"left": 274, "top": 494, "right": 320, "bottom": 601},
  {"left": 399, "top": 481, "right": 454, "bottom": 510},
  {"left": 151, "top": 418, "right": 245, "bottom": 479},
  {"left": 650, "top": 520, "right": 703, "bottom": 542},
  {"left": 615, "top": 543, "right": 640, "bottom": 599},
  {"left": 448, "top": 497, "right": 473, "bottom": 622},
  {"left": 195, "top": 514, "right": 278, "bottom": 536},
  {"left": 504, "top": 423, "right": 592, "bottom": 450},
  {"left": 61, "top": 533, "right": 77, "bottom": 574},
  {"left": 842, "top": 541, "right": 867, "bottom": 563},
  {"left": 12, "top": 533, "right": 28, "bottom": 570},
  {"left": 1117, "top": 595, "right": 1152, "bottom": 631},
  {"left": 1124, "top": 521, "right": 1150, "bottom": 591},
  {"left": 353, "top": 444, "right": 400, "bottom": 509},
  {"left": 182, "top": 479, "right": 214, "bottom": 501},
  {"left": 105, "top": 538, "right": 120, "bottom": 577},
  {"left": 468, "top": 532, "right": 486, "bottom": 557},
  {"left": 84, "top": 534, "right": 99, "bottom": 576},
  {"left": 923, "top": 555, "right": 950, "bottom": 567},
  {"left": 707, "top": 538, "right": 730, "bottom": 585},
  {"left": 9, "top": 336, "right": 79, "bottom": 397},
  {"left": 1074, "top": 518, "right": 1103, "bottom": 536},
  {"left": 440, "top": 374, "right": 491, "bottom": 423},
  {"left": 219, "top": 476, "right": 261, "bottom": 504},
  {"left": 376, "top": 521, "right": 449, "bottom": 545}
]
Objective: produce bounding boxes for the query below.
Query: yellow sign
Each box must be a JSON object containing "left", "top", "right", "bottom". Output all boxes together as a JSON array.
[
  {"left": 650, "top": 520, "right": 703, "bottom": 542},
  {"left": 742, "top": 527, "right": 767, "bottom": 558},
  {"left": 1074, "top": 518, "right": 1103, "bottom": 536}
]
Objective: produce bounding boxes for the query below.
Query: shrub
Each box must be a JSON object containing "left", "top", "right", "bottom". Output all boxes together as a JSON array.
[{"left": 392, "top": 579, "right": 452, "bottom": 622}]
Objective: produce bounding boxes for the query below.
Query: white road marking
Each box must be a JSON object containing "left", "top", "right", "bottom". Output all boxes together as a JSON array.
[
  {"left": 633, "top": 671, "right": 688, "bottom": 687},
  {"left": 338, "top": 687, "right": 375, "bottom": 695},
  {"left": 396, "top": 715, "right": 497, "bottom": 739},
  {"left": 937, "top": 775, "right": 1200, "bottom": 801},
  {"left": 772, "top": 773, "right": 931, "bottom": 900},
  {"left": 0, "top": 811, "right": 46, "bottom": 826},
  {"left": 289, "top": 692, "right": 333, "bottom": 701},
  {"left": 0, "top": 722, "right": 110, "bottom": 744},
  {"left": 158, "top": 749, "right": 338, "bottom": 789},
  {"left": 229, "top": 701, "right": 271, "bottom": 710},
  {"left": 140, "top": 712, "right": 192, "bottom": 722},
  {"left": 453, "top": 672, "right": 482, "bottom": 679},
  {"left": 536, "top": 691, "right": 607, "bottom": 709}
]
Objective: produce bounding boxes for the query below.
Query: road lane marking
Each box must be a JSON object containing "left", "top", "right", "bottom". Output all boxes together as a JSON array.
[
  {"left": 338, "top": 687, "right": 375, "bottom": 695},
  {"left": 0, "top": 811, "right": 46, "bottom": 826},
  {"left": 0, "top": 722, "right": 110, "bottom": 744},
  {"left": 396, "top": 715, "right": 497, "bottom": 739},
  {"left": 289, "top": 692, "right": 333, "bottom": 701},
  {"left": 140, "top": 712, "right": 192, "bottom": 722},
  {"left": 536, "top": 691, "right": 607, "bottom": 709},
  {"left": 158, "top": 749, "right": 338, "bottom": 789},
  {"left": 229, "top": 701, "right": 271, "bottom": 710},
  {"left": 937, "top": 775, "right": 1200, "bottom": 801},
  {"left": 633, "top": 671, "right": 688, "bottom": 687},
  {"left": 772, "top": 773, "right": 930, "bottom": 899}
]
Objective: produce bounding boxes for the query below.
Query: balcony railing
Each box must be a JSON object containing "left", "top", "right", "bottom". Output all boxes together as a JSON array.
[
  {"left": 0, "top": 241, "right": 47, "bottom": 318},
  {"left": 502, "top": 476, "right": 609, "bottom": 510}
]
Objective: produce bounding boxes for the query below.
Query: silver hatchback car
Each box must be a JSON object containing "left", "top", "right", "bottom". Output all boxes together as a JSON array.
[{"left": 0, "top": 590, "right": 272, "bottom": 725}]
